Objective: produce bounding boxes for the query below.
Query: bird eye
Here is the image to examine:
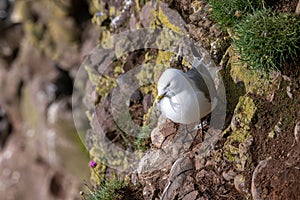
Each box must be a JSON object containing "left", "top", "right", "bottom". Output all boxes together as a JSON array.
[{"left": 163, "top": 82, "right": 171, "bottom": 90}]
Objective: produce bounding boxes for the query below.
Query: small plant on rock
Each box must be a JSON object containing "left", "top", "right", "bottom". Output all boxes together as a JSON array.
[
  {"left": 85, "top": 178, "right": 126, "bottom": 200},
  {"left": 81, "top": 161, "right": 127, "bottom": 200}
]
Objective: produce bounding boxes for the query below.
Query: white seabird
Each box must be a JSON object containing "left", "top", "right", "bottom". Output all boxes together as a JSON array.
[{"left": 156, "top": 44, "right": 218, "bottom": 125}]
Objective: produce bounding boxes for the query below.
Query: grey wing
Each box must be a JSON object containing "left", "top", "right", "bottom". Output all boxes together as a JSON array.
[{"left": 186, "top": 66, "right": 217, "bottom": 103}]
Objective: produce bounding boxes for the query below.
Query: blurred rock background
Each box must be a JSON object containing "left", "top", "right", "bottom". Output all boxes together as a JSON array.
[
  {"left": 0, "top": 0, "right": 97, "bottom": 199},
  {"left": 82, "top": 0, "right": 300, "bottom": 199}
]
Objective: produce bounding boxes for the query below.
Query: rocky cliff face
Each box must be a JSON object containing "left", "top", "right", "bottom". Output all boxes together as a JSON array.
[
  {"left": 1, "top": 0, "right": 299, "bottom": 199},
  {"left": 82, "top": 0, "right": 300, "bottom": 199}
]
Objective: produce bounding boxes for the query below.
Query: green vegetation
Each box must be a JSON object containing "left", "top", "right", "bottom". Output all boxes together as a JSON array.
[
  {"left": 209, "top": 0, "right": 262, "bottom": 28},
  {"left": 133, "top": 126, "right": 151, "bottom": 151},
  {"left": 134, "top": 136, "right": 149, "bottom": 152},
  {"left": 209, "top": 0, "right": 300, "bottom": 73},
  {"left": 85, "top": 178, "right": 127, "bottom": 200},
  {"left": 233, "top": 9, "right": 300, "bottom": 72}
]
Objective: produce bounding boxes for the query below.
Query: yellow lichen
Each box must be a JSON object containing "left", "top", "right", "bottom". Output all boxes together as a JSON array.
[
  {"left": 114, "top": 65, "right": 125, "bottom": 76},
  {"left": 85, "top": 61, "right": 125, "bottom": 101},
  {"left": 136, "top": 50, "right": 171, "bottom": 95},
  {"left": 229, "top": 47, "right": 281, "bottom": 101},
  {"left": 268, "top": 130, "right": 275, "bottom": 138},
  {"left": 134, "top": 0, "right": 141, "bottom": 12},
  {"left": 150, "top": 5, "right": 182, "bottom": 33},
  {"left": 95, "top": 76, "right": 117, "bottom": 98},
  {"left": 101, "top": 30, "right": 114, "bottom": 49},
  {"left": 228, "top": 96, "right": 256, "bottom": 143},
  {"left": 91, "top": 13, "right": 106, "bottom": 26},
  {"left": 191, "top": 1, "right": 204, "bottom": 13},
  {"left": 225, "top": 151, "right": 236, "bottom": 162},
  {"left": 109, "top": 7, "right": 116, "bottom": 17},
  {"left": 223, "top": 96, "right": 256, "bottom": 170},
  {"left": 91, "top": 0, "right": 104, "bottom": 10}
]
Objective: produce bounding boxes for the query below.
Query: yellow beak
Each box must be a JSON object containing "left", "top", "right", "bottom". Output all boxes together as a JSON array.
[
  {"left": 153, "top": 93, "right": 165, "bottom": 107},
  {"left": 156, "top": 94, "right": 165, "bottom": 101}
]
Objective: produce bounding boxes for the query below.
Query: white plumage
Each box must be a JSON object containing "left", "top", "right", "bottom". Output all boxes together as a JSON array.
[{"left": 156, "top": 47, "right": 218, "bottom": 124}]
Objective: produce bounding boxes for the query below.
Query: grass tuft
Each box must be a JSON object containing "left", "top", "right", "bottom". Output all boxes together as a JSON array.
[
  {"left": 208, "top": 0, "right": 262, "bottom": 28},
  {"left": 233, "top": 9, "right": 300, "bottom": 72},
  {"left": 86, "top": 178, "right": 127, "bottom": 200}
]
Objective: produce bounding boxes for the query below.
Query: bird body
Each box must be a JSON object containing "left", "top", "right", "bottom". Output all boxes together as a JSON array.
[
  {"left": 156, "top": 68, "right": 212, "bottom": 124},
  {"left": 156, "top": 46, "right": 218, "bottom": 125}
]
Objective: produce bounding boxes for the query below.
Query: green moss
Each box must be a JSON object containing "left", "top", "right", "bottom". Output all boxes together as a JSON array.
[
  {"left": 135, "top": 106, "right": 159, "bottom": 152},
  {"left": 229, "top": 129, "right": 251, "bottom": 144},
  {"left": 89, "top": 140, "right": 143, "bottom": 173}
]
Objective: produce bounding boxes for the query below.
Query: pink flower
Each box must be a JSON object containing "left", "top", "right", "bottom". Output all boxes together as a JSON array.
[{"left": 89, "top": 161, "right": 97, "bottom": 168}]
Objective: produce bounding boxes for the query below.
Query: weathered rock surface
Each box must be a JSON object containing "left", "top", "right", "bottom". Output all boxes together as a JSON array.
[{"left": 80, "top": 0, "right": 300, "bottom": 199}]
